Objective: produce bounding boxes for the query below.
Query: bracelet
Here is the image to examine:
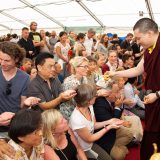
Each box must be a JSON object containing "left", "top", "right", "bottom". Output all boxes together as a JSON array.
[
  {"left": 156, "top": 91, "right": 160, "bottom": 99},
  {"left": 104, "top": 125, "right": 108, "bottom": 130}
]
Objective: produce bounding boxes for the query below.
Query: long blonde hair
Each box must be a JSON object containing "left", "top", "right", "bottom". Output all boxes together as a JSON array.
[{"left": 42, "top": 109, "right": 62, "bottom": 149}]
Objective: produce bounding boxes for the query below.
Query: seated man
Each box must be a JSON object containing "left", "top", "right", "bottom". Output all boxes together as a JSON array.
[
  {"left": 0, "top": 42, "right": 30, "bottom": 138},
  {"left": 20, "top": 58, "right": 32, "bottom": 74},
  {"left": 27, "top": 52, "right": 76, "bottom": 110},
  {"left": 93, "top": 83, "right": 133, "bottom": 160}
]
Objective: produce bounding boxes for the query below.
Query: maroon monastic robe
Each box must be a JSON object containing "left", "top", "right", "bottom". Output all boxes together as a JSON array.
[
  {"left": 144, "top": 32, "right": 160, "bottom": 132},
  {"left": 141, "top": 33, "right": 160, "bottom": 160}
]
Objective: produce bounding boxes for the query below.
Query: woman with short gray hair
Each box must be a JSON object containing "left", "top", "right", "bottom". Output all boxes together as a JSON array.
[{"left": 70, "top": 84, "right": 123, "bottom": 160}]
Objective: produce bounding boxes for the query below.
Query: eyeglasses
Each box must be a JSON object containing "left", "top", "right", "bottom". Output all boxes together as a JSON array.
[
  {"left": 6, "top": 82, "right": 12, "bottom": 95},
  {"left": 78, "top": 65, "right": 89, "bottom": 69}
]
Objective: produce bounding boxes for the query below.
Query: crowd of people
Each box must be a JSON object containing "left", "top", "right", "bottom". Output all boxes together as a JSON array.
[{"left": 0, "top": 18, "right": 160, "bottom": 160}]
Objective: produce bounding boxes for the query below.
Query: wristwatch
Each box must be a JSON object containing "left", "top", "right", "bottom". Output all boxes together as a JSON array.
[{"left": 156, "top": 91, "right": 160, "bottom": 99}]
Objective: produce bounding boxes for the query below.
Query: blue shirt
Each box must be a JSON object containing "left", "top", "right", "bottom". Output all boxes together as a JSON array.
[{"left": 0, "top": 68, "right": 30, "bottom": 113}]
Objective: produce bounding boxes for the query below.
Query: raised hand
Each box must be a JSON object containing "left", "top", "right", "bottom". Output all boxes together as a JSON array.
[{"left": 60, "top": 90, "right": 77, "bottom": 101}]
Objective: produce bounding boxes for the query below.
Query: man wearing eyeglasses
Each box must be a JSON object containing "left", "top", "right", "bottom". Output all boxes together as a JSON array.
[{"left": 0, "top": 42, "right": 30, "bottom": 138}]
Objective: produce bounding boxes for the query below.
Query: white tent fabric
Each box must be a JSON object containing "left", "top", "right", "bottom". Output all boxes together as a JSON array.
[{"left": 0, "top": 0, "right": 159, "bottom": 36}]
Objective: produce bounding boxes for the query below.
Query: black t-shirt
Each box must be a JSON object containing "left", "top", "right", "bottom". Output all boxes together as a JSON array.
[{"left": 29, "top": 32, "right": 42, "bottom": 56}]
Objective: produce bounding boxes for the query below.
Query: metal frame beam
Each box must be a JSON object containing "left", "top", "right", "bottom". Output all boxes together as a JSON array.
[
  {"left": 75, "top": 0, "right": 105, "bottom": 28},
  {"left": 0, "top": 11, "right": 29, "bottom": 26},
  {"left": 19, "top": 0, "right": 65, "bottom": 29},
  {"left": 0, "top": 24, "right": 11, "bottom": 31},
  {"left": 145, "top": 0, "right": 154, "bottom": 20}
]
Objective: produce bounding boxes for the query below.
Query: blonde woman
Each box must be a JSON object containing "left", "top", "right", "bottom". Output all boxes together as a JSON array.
[
  {"left": 42, "top": 109, "right": 87, "bottom": 160},
  {"left": 60, "top": 56, "right": 113, "bottom": 120},
  {"left": 60, "top": 56, "right": 89, "bottom": 120}
]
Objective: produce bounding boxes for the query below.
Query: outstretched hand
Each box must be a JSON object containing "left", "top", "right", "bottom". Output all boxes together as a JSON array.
[
  {"left": 144, "top": 93, "right": 158, "bottom": 104},
  {"left": 106, "top": 124, "right": 120, "bottom": 130},
  {"left": 24, "top": 97, "right": 41, "bottom": 107},
  {"left": 105, "top": 71, "right": 116, "bottom": 78},
  {"left": 0, "top": 112, "right": 15, "bottom": 126},
  {"left": 60, "top": 90, "right": 77, "bottom": 101},
  {"left": 108, "top": 118, "right": 124, "bottom": 126}
]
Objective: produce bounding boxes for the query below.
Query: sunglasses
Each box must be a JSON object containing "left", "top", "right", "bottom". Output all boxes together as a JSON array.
[{"left": 6, "top": 82, "right": 12, "bottom": 95}]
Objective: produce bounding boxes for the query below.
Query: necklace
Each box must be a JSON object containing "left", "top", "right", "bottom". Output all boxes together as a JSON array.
[
  {"left": 77, "top": 107, "right": 92, "bottom": 121},
  {"left": 56, "top": 147, "right": 69, "bottom": 160}
]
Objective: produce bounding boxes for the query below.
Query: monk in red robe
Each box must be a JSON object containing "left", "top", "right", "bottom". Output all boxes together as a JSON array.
[{"left": 109, "top": 18, "right": 160, "bottom": 160}]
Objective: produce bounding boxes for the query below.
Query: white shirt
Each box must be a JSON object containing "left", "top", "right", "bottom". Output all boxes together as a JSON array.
[
  {"left": 106, "top": 61, "right": 118, "bottom": 72},
  {"left": 69, "top": 106, "right": 95, "bottom": 151},
  {"left": 10, "top": 38, "right": 19, "bottom": 43},
  {"left": 84, "top": 36, "right": 93, "bottom": 56},
  {"left": 55, "top": 42, "right": 71, "bottom": 67},
  {"left": 124, "top": 82, "right": 145, "bottom": 109}
]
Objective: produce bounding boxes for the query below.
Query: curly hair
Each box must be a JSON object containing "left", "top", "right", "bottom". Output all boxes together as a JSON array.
[{"left": 0, "top": 41, "right": 26, "bottom": 66}]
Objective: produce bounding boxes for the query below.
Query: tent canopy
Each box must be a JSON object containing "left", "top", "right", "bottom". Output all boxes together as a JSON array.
[{"left": 0, "top": 0, "right": 159, "bottom": 35}]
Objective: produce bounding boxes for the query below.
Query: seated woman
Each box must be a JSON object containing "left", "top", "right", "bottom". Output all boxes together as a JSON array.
[
  {"left": 60, "top": 56, "right": 89, "bottom": 120},
  {"left": 124, "top": 77, "right": 145, "bottom": 119},
  {"left": 69, "top": 84, "right": 123, "bottom": 160},
  {"left": 60, "top": 56, "right": 111, "bottom": 120},
  {"left": 42, "top": 109, "right": 87, "bottom": 160},
  {"left": 0, "top": 97, "right": 41, "bottom": 159},
  {"left": 4, "top": 109, "right": 44, "bottom": 160}
]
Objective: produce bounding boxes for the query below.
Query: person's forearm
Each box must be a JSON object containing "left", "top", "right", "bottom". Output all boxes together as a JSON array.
[
  {"left": 33, "top": 41, "right": 41, "bottom": 47},
  {"left": 86, "top": 128, "right": 108, "bottom": 143},
  {"left": 56, "top": 47, "right": 67, "bottom": 62},
  {"left": 20, "top": 96, "right": 27, "bottom": 108},
  {"left": 115, "top": 58, "right": 144, "bottom": 78},
  {"left": 46, "top": 43, "right": 51, "bottom": 49},
  {"left": 94, "top": 121, "right": 107, "bottom": 130},
  {"left": 115, "top": 68, "right": 142, "bottom": 78},
  {"left": 39, "top": 96, "right": 62, "bottom": 110},
  {"left": 57, "top": 53, "right": 67, "bottom": 62},
  {"left": 77, "top": 149, "right": 87, "bottom": 160}
]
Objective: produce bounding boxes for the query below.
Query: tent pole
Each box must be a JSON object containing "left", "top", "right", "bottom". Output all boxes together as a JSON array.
[
  {"left": 75, "top": 0, "right": 105, "bottom": 29},
  {"left": 145, "top": 0, "right": 154, "bottom": 20}
]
